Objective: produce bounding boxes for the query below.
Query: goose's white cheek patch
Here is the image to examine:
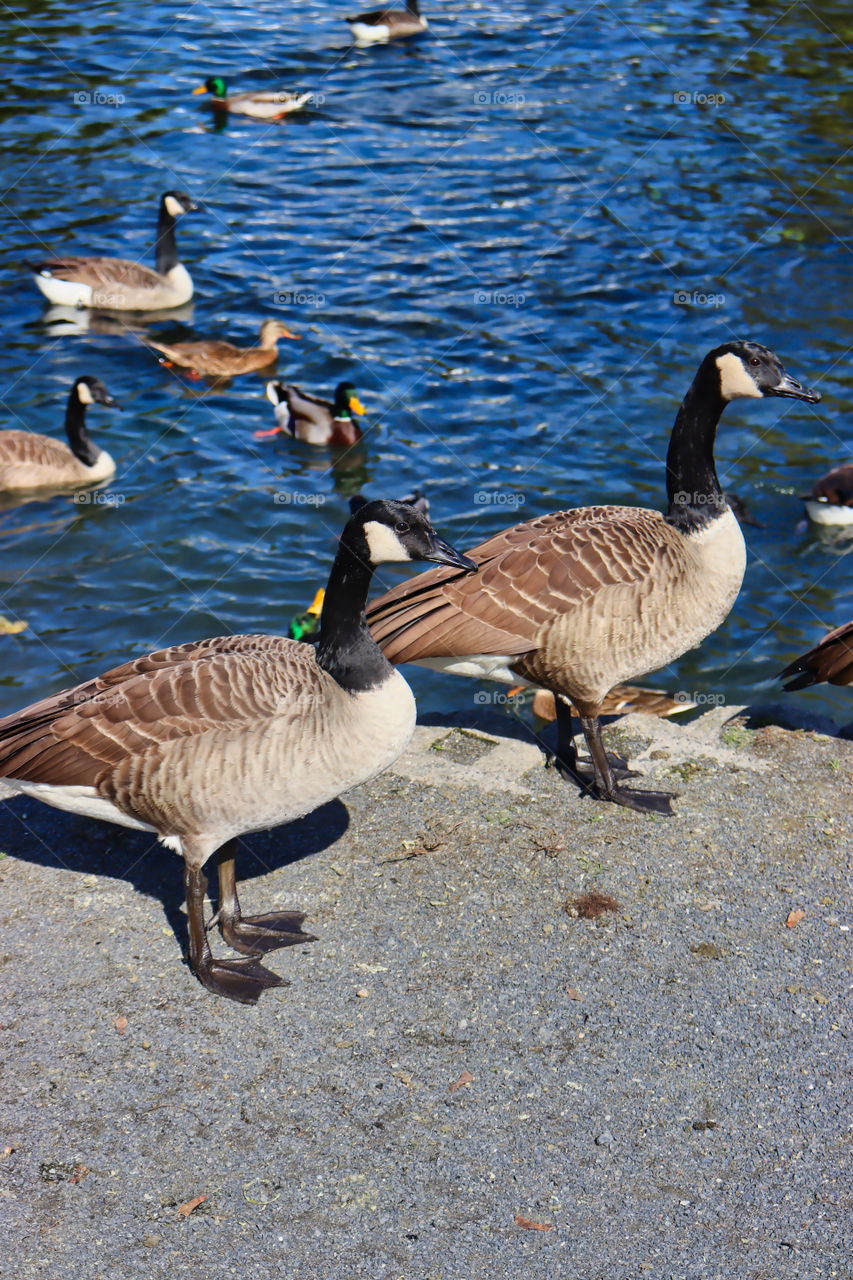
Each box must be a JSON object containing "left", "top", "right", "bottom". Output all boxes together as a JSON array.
[
  {"left": 716, "top": 352, "right": 763, "bottom": 401},
  {"left": 164, "top": 195, "right": 186, "bottom": 218},
  {"left": 363, "top": 520, "right": 413, "bottom": 564},
  {"left": 76, "top": 381, "right": 94, "bottom": 405}
]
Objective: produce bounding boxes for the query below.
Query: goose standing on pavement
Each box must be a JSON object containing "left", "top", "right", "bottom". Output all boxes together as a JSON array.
[
  {"left": 0, "top": 376, "right": 118, "bottom": 492},
  {"left": 28, "top": 191, "right": 199, "bottom": 311},
  {"left": 368, "top": 341, "right": 821, "bottom": 815},
  {"left": 347, "top": 0, "right": 427, "bottom": 44},
  {"left": 0, "top": 500, "right": 474, "bottom": 1004}
]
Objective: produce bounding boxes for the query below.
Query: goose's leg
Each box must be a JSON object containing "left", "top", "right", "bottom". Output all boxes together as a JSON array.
[
  {"left": 579, "top": 713, "right": 676, "bottom": 815},
  {"left": 548, "top": 696, "right": 638, "bottom": 786},
  {"left": 184, "top": 862, "right": 285, "bottom": 1004},
  {"left": 215, "top": 842, "right": 317, "bottom": 956}
]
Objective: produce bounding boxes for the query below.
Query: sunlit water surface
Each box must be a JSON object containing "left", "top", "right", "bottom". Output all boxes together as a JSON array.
[{"left": 1, "top": 0, "right": 851, "bottom": 735}]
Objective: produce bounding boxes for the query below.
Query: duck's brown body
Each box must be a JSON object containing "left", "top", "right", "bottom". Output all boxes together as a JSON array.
[{"left": 146, "top": 320, "right": 297, "bottom": 378}]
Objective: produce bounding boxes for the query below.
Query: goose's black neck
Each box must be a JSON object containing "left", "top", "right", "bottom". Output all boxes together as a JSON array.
[
  {"left": 155, "top": 201, "right": 180, "bottom": 275},
  {"left": 665, "top": 359, "right": 727, "bottom": 534},
  {"left": 315, "top": 537, "right": 393, "bottom": 692},
  {"left": 407, "top": 0, "right": 421, "bottom": 13},
  {"left": 64, "top": 389, "right": 100, "bottom": 467}
]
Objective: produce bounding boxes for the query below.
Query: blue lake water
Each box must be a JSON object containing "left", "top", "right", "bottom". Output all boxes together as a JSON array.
[{"left": 1, "top": 0, "right": 851, "bottom": 730}]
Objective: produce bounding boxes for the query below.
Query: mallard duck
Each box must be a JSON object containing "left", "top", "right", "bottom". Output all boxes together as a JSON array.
[
  {"left": 368, "top": 341, "right": 820, "bottom": 815},
  {"left": 288, "top": 589, "right": 325, "bottom": 641},
  {"left": 145, "top": 319, "right": 299, "bottom": 379},
  {"left": 529, "top": 686, "right": 696, "bottom": 722},
  {"left": 0, "top": 377, "right": 118, "bottom": 492},
  {"left": 29, "top": 192, "right": 199, "bottom": 311},
  {"left": 0, "top": 500, "right": 474, "bottom": 1003},
  {"left": 258, "top": 381, "right": 365, "bottom": 445},
  {"left": 801, "top": 464, "right": 853, "bottom": 526},
  {"left": 193, "top": 77, "right": 312, "bottom": 119},
  {"left": 347, "top": 0, "right": 427, "bottom": 44}
]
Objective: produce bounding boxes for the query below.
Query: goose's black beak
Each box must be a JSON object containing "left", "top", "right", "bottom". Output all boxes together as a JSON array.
[
  {"left": 768, "top": 371, "right": 821, "bottom": 403},
  {"left": 427, "top": 537, "right": 477, "bottom": 573}
]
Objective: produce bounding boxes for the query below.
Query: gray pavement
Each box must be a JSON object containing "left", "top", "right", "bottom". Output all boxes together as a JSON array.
[{"left": 0, "top": 706, "right": 850, "bottom": 1279}]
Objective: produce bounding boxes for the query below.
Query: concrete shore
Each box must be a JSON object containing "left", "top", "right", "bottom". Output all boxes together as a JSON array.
[{"left": 0, "top": 705, "right": 850, "bottom": 1279}]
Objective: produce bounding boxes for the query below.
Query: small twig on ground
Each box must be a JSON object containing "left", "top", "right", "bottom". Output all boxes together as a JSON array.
[{"left": 381, "top": 821, "right": 465, "bottom": 864}]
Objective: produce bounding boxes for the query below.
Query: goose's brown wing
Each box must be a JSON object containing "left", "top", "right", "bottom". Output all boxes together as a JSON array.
[
  {"left": 367, "top": 506, "right": 678, "bottom": 663},
  {"left": 0, "top": 430, "right": 73, "bottom": 472},
  {"left": 0, "top": 634, "right": 320, "bottom": 788},
  {"left": 33, "top": 256, "right": 164, "bottom": 291},
  {"left": 780, "top": 620, "right": 853, "bottom": 690}
]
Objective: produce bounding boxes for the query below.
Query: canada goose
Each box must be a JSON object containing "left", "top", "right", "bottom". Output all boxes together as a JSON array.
[
  {"left": 287, "top": 496, "right": 428, "bottom": 642},
  {"left": 0, "top": 500, "right": 474, "bottom": 1004},
  {"left": 193, "top": 76, "right": 311, "bottom": 119},
  {"left": 801, "top": 464, "right": 853, "bottom": 526},
  {"left": 346, "top": 0, "right": 428, "bottom": 45},
  {"left": 258, "top": 381, "right": 365, "bottom": 445},
  {"left": 0, "top": 376, "right": 118, "bottom": 493},
  {"left": 144, "top": 320, "right": 299, "bottom": 380},
  {"left": 780, "top": 620, "right": 853, "bottom": 689},
  {"left": 368, "top": 341, "right": 821, "bottom": 815},
  {"left": 350, "top": 490, "right": 428, "bottom": 517},
  {"left": 29, "top": 191, "right": 199, "bottom": 311}
]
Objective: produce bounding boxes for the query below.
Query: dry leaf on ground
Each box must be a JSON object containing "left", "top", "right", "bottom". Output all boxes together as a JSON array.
[
  {"left": 515, "top": 1215, "right": 554, "bottom": 1232},
  {"left": 177, "top": 1195, "right": 206, "bottom": 1218}
]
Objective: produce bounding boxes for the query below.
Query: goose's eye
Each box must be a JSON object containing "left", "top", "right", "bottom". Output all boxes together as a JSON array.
[
  {"left": 749, "top": 357, "right": 761, "bottom": 366},
  {"left": 394, "top": 521, "right": 410, "bottom": 534}
]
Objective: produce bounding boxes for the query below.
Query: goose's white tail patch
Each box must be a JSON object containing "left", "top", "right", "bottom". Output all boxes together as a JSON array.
[{"left": 33, "top": 273, "right": 93, "bottom": 308}]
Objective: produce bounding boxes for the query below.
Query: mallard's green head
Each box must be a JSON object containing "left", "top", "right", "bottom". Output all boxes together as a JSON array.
[
  {"left": 334, "top": 382, "right": 365, "bottom": 418},
  {"left": 193, "top": 76, "right": 227, "bottom": 99}
]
